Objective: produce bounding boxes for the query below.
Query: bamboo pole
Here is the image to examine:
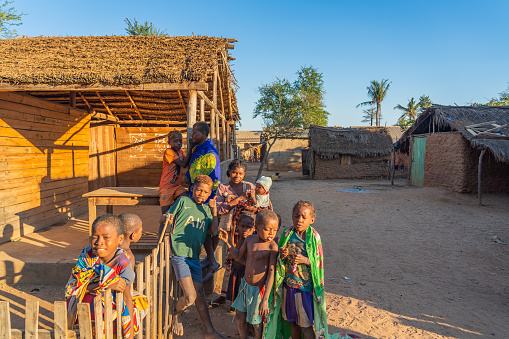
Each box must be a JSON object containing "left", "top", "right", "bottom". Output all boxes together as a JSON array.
[{"left": 478, "top": 148, "right": 486, "bottom": 206}]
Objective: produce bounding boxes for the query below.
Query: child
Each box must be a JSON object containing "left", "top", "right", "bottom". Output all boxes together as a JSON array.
[
  {"left": 254, "top": 176, "right": 273, "bottom": 211},
  {"left": 158, "top": 130, "right": 192, "bottom": 238},
  {"left": 225, "top": 211, "right": 256, "bottom": 308},
  {"left": 263, "top": 201, "right": 338, "bottom": 339},
  {"left": 65, "top": 214, "right": 139, "bottom": 338},
  {"left": 160, "top": 175, "right": 222, "bottom": 338},
  {"left": 119, "top": 213, "right": 143, "bottom": 268},
  {"left": 219, "top": 209, "right": 279, "bottom": 339}
]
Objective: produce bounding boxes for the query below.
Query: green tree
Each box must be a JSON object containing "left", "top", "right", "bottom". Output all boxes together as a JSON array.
[
  {"left": 471, "top": 86, "right": 509, "bottom": 106},
  {"left": 357, "top": 79, "right": 391, "bottom": 126},
  {"left": 0, "top": 0, "right": 24, "bottom": 38},
  {"left": 124, "top": 18, "right": 167, "bottom": 37},
  {"left": 253, "top": 78, "right": 303, "bottom": 180},
  {"left": 418, "top": 94, "right": 433, "bottom": 109},
  {"left": 361, "top": 107, "right": 378, "bottom": 126},
  {"left": 394, "top": 97, "right": 421, "bottom": 127},
  {"left": 294, "top": 66, "right": 329, "bottom": 127}
]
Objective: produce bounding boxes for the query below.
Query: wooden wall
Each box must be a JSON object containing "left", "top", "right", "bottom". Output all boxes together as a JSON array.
[
  {"left": 0, "top": 92, "right": 90, "bottom": 244},
  {"left": 89, "top": 123, "right": 116, "bottom": 191},
  {"left": 115, "top": 126, "right": 187, "bottom": 186}
]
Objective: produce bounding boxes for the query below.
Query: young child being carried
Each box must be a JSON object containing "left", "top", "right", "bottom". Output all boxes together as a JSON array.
[
  {"left": 218, "top": 209, "right": 279, "bottom": 339},
  {"left": 119, "top": 213, "right": 143, "bottom": 268},
  {"left": 253, "top": 176, "right": 273, "bottom": 211},
  {"left": 159, "top": 175, "right": 222, "bottom": 338},
  {"left": 263, "top": 201, "right": 340, "bottom": 339},
  {"left": 65, "top": 215, "right": 142, "bottom": 338}
]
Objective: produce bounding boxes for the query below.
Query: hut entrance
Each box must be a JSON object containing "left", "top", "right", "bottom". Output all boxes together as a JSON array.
[{"left": 411, "top": 136, "right": 426, "bottom": 186}]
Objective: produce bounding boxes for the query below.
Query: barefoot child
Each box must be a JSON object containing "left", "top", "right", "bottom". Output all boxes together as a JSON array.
[
  {"left": 161, "top": 175, "right": 222, "bottom": 338},
  {"left": 65, "top": 215, "right": 140, "bottom": 338},
  {"left": 119, "top": 213, "right": 143, "bottom": 268},
  {"left": 263, "top": 201, "right": 340, "bottom": 339},
  {"left": 219, "top": 209, "right": 279, "bottom": 339}
]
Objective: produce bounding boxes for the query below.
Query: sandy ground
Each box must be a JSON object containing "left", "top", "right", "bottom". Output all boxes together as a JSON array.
[{"left": 1, "top": 164, "right": 508, "bottom": 338}]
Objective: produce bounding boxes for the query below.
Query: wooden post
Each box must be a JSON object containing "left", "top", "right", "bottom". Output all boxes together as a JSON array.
[
  {"left": 200, "top": 99, "right": 205, "bottom": 122},
  {"left": 136, "top": 263, "right": 144, "bottom": 339},
  {"left": 222, "top": 117, "right": 227, "bottom": 160},
  {"left": 151, "top": 248, "right": 158, "bottom": 339},
  {"left": 212, "top": 66, "right": 218, "bottom": 146},
  {"left": 144, "top": 256, "right": 151, "bottom": 339},
  {"left": 158, "top": 242, "right": 164, "bottom": 339},
  {"left": 77, "top": 303, "right": 93, "bottom": 339},
  {"left": 104, "top": 290, "right": 113, "bottom": 339},
  {"left": 53, "top": 301, "right": 67, "bottom": 339},
  {"left": 70, "top": 92, "right": 76, "bottom": 108},
  {"left": 164, "top": 236, "right": 171, "bottom": 338},
  {"left": 25, "top": 300, "right": 40, "bottom": 339},
  {"left": 391, "top": 147, "right": 396, "bottom": 185},
  {"left": 94, "top": 297, "right": 104, "bottom": 339},
  {"left": 478, "top": 148, "right": 486, "bottom": 206},
  {"left": 0, "top": 301, "right": 11, "bottom": 339},
  {"left": 216, "top": 112, "right": 221, "bottom": 159},
  {"left": 116, "top": 292, "right": 123, "bottom": 338},
  {"left": 187, "top": 90, "right": 197, "bottom": 150}
]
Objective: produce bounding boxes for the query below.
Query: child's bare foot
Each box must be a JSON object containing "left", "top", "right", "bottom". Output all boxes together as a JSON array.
[{"left": 172, "top": 314, "right": 184, "bottom": 336}]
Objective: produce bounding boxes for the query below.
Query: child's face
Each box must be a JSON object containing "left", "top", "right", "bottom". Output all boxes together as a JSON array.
[
  {"left": 255, "top": 183, "right": 267, "bottom": 195},
  {"left": 169, "top": 134, "right": 183, "bottom": 152},
  {"left": 256, "top": 218, "right": 278, "bottom": 242},
  {"left": 292, "top": 206, "right": 315, "bottom": 234},
  {"left": 192, "top": 182, "right": 212, "bottom": 205},
  {"left": 192, "top": 126, "right": 207, "bottom": 145},
  {"left": 90, "top": 223, "right": 123, "bottom": 262},
  {"left": 229, "top": 167, "right": 245, "bottom": 185},
  {"left": 131, "top": 223, "right": 143, "bottom": 243},
  {"left": 238, "top": 217, "right": 255, "bottom": 238}
]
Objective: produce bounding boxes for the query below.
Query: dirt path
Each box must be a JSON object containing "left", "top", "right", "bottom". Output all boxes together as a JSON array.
[{"left": 2, "top": 165, "right": 508, "bottom": 338}]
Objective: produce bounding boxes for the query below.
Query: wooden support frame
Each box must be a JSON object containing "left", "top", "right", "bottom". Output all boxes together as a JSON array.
[
  {"left": 70, "top": 92, "right": 76, "bottom": 108},
  {"left": 478, "top": 148, "right": 486, "bottom": 206},
  {"left": 177, "top": 90, "right": 187, "bottom": 117},
  {"left": 125, "top": 90, "right": 144, "bottom": 120},
  {"left": 0, "top": 81, "right": 208, "bottom": 92},
  {"left": 187, "top": 90, "right": 198, "bottom": 150},
  {"left": 200, "top": 98, "right": 205, "bottom": 122},
  {"left": 95, "top": 91, "right": 116, "bottom": 119}
]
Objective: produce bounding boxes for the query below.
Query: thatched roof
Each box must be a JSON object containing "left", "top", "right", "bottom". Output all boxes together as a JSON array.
[
  {"left": 0, "top": 36, "right": 238, "bottom": 122},
  {"left": 236, "top": 131, "right": 262, "bottom": 144},
  {"left": 350, "top": 126, "right": 404, "bottom": 143},
  {"left": 309, "top": 125, "right": 393, "bottom": 159},
  {"left": 397, "top": 105, "right": 509, "bottom": 163}
]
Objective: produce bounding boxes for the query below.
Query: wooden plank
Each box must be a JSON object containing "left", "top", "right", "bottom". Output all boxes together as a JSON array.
[
  {"left": 136, "top": 262, "right": 144, "bottom": 339},
  {"left": 53, "top": 301, "right": 67, "bottom": 339},
  {"left": 151, "top": 248, "right": 158, "bottom": 339},
  {"left": 0, "top": 82, "right": 208, "bottom": 92},
  {"left": 94, "top": 296, "right": 104, "bottom": 339},
  {"left": 104, "top": 290, "right": 114, "bottom": 339},
  {"left": 164, "top": 236, "right": 171, "bottom": 338},
  {"left": 158, "top": 241, "right": 165, "bottom": 339},
  {"left": 116, "top": 292, "right": 124, "bottom": 338},
  {"left": 125, "top": 91, "right": 144, "bottom": 120},
  {"left": 91, "top": 112, "right": 118, "bottom": 122},
  {"left": 144, "top": 256, "right": 151, "bottom": 339},
  {"left": 25, "top": 300, "right": 39, "bottom": 339},
  {"left": 77, "top": 303, "right": 93, "bottom": 339},
  {"left": 83, "top": 187, "right": 159, "bottom": 198},
  {"left": 196, "top": 91, "right": 225, "bottom": 120},
  {"left": 187, "top": 90, "right": 197, "bottom": 150},
  {"left": 0, "top": 301, "right": 11, "bottom": 339},
  {"left": 200, "top": 98, "right": 205, "bottom": 122},
  {"left": 0, "top": 92, "right": 88, "bottom": 116}
]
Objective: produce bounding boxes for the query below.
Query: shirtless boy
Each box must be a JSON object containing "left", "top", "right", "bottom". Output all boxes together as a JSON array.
[{"left": 218, "top": 209, "right": 279, "bottom": 339}]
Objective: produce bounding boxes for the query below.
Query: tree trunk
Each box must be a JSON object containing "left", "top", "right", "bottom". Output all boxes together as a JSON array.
[
  {"left": 370, "top": 114, "right": 373, "bottom": 126},
  {"left": 256, "top": 139, "right": 275, "bottom": 181},
  {"left": 376, "top": 102, "right": 381, "bottom": 126}
]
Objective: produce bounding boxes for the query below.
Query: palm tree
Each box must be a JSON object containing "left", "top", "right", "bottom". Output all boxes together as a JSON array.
[
  {"left": 394, "top": 97, "right": 421, "bottom": 126},
  {"left": 357, "top": 79, "right": 391, "bottom": 126}
]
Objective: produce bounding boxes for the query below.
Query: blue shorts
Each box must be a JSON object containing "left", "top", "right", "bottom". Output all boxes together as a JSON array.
[{"left": 171, "top": 256, "right": 203, "bottom": 283}]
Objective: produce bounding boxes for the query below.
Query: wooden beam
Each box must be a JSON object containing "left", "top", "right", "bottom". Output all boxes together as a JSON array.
[
  {"left": 78, "top": 92, "right": 92, "bottom": 110},
  {"left": 187, "top": 90, "right": 197, "bottom": 150},
  {"left": 196, "top": 91, "right": 225, "bottom": 120},
  {"left": 69, "top": 92, "right": 76, "bottom": 108},
  {"left": 478, "top": 148, "right": 486, "bottom": 206},
  {"left": 125, "top": 90, "right": 144, "bottom": 120},
  {"left": 200, "top": 98, "right": 205, "bottom": 122},
  {"left": 116, "top": 119, "right": 184, "bottom": 125},
  {"left": 177, "top": 90, "right": 188, "bottom": 116},
  {"left": 0, "top": 81, "right": 208, "bottom": 92},
  {"left": 95, "top": 92, "right": 116, "bottom": 119},
  {"left": 91, "top": 112, "right": 119, "bottom": 122}
]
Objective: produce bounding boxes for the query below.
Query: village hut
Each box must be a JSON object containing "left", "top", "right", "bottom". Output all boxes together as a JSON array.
[
  {"left": 396, "top": 105, "right": 509, "bottom": 198},
  {"left": 0, "top": 36, "right": 239, "bottom": 244},
  {"left": 265, "top": 131, "right": 309, "bottom": 172},
  {"left": 307, "top": 125, "right": 393, "bottom": 179}
]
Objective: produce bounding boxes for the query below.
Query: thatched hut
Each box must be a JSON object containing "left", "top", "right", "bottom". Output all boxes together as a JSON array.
[
  {"left": 308, "top": 125, "right": 393, "bottom": 179},
  {"left": 396, "top": 105, "right": 509, "bottom": 194},
  {"left": 0, "top": 36, "right": 239, "bottom": 243}
]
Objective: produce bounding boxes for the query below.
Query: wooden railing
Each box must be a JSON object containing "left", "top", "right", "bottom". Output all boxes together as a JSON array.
[{"left": 0, "top": 236, "right": 176, "bottom": 339}]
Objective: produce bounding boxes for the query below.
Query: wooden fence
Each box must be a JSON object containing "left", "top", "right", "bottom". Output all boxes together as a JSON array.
[{"left": 0, "top": 236, "right": 177, "bottom": 339}]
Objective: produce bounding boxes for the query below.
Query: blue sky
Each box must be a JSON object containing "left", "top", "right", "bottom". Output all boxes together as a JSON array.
[{"left": 13, "top": 0, "right": 509, "bottom": 130}]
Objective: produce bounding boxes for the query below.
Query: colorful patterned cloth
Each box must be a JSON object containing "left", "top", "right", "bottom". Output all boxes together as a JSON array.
[
  {"left": 65, "top": 246, "right": 147, "bottom": 337},
  {"left": 186, "top": 139, "right": 221, "bottom": 202}
]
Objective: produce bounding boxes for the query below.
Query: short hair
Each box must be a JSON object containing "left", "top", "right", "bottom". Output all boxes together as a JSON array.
[
  {"left": 193, "top": 122, "right": 210, "bottom": 137},
  {"left": 118, "top": 213, "right": 142, "bottom": 235},
  {"left": 292, "top": 200, "right": 316, "bottom": 219},
  {"left": 168, "top": 130, "right": 182, "bottom": 140},
  {"left": 194, "top": 174, "right": 213, "bottom": 187},
  {"left": 227, "top": 159, "right": 247, "bottom": 178},
  {"left": 238, "top": 211, "right": 256, "bottom": 226},
  {"left": 276, "top": 213, "right": 282, "bottom": 230},
  {"left": 92, "top": 214, "right": 124, "bottom": 236},
  {"left": 255, "top": 209, "right": 279, "bottom": 228}
]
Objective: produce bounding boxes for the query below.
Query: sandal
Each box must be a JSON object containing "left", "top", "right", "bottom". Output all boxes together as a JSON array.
[{"left": 208, "top": 296, "right": 226, "bottom": 309}]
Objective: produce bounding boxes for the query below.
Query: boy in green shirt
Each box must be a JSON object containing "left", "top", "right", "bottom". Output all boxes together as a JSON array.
[{"left": 161, "top": 175, "right": 222, "bottom": 338}]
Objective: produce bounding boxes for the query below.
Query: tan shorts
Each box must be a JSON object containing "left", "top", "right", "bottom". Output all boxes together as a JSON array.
[{"left": 159, "top": 185, "right": 187, "bottom": 207}]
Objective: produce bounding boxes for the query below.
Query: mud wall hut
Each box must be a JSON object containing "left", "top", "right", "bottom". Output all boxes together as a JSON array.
[
  {"left": 0, "top": 36, "right": 239, "bottom": 244},
  {"left": 266, "top": 132, "right": 309, "bottom": 172},
  {"left": 308, "top": 125, "right": 393, "bottom": 179},
  {"left": 396, "top": 105, "right": 509, "bottom": 193}
]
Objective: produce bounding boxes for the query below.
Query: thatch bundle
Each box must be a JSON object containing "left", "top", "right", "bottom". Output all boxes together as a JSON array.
[
  {"left": 309, "top": 125, "right": 393, "bottom": 159},
  {"left": 0, "top": 36, "right": 230, "bottom": 85},
  {"left": 398, "top": 105, "right": 509, "bottom": 163}
]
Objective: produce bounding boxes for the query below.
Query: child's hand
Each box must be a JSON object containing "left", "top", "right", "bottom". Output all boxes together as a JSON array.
[
  {"left": 246, "top": 189, "right": 255, "bottom": 200},
  {"left": 279, "top": 246, "right": 288, "bottom": 259},
  {"left": 110, "top": 279, "right": 127, "bottom": 292},
  {"left": 209, "top": 196, "right": 217, "bottom": 211},
  {"left": 259, "top": 299, "right": 269, "bottom": 317},
  {"left": 218, "top": 229, "right": 229, "bottom": 244},
  {"left": 159, "top": 214, "right": 173, "bottom": 225},
  {"left": 245, "top": 206, "right": 257, "bottom": 213},
  {"left": 293, "top": 253, "right": 310, "bottom": 266}
]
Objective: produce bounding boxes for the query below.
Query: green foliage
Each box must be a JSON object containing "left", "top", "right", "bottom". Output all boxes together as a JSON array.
[
  {"left": 0, "top": 0, "right": 24, "bottom": 38},
  {"left": 418, "top": 95, "right": 432, "bottom": 109},
  {"left": 357, "top": 79, "right": 391, "bottom": 126},
  {"left": 124, "top": 18, "right": 167, "bottom": 37},
  {"left": 361, "top": 107, "right": 378, "bottom": 126},
  {"left": 294, "top": 66, "right": 329, "bottom": 127},
  {"left": 471, "top": 86, "right": 509, "bottom": 106}
]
